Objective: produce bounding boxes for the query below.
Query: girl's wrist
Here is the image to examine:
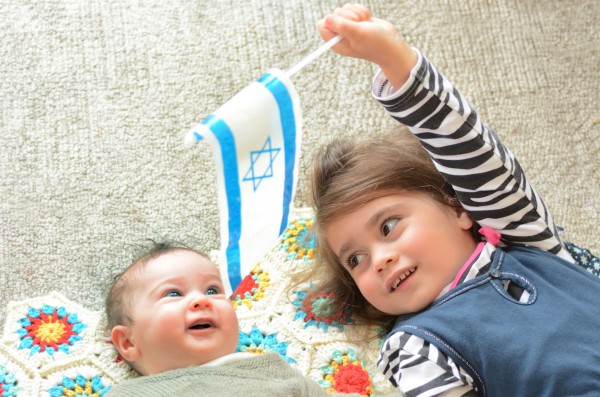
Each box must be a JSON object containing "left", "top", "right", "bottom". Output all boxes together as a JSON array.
[{"left": 378, "top": 42, "right": 417, "bottom": 89}]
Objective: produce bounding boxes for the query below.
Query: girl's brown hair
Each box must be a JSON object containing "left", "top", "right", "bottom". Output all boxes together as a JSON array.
[{"left": 309, "top": 128, "right": 466, "bottom": 332}]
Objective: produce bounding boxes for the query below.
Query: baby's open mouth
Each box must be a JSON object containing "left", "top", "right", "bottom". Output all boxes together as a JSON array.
[
  {"left": 189, "top": 322, "right": 213, "bottom": 330},
  {"left": 391, "top": 268, "right": 416, "bottom": 291}
]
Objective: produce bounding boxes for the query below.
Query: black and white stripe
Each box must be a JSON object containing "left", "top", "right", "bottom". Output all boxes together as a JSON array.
[
  {"left": 372, "top": 50, "right": 573, "bottom": 396},
  {"left": 376, "top": 50, "right": 572, "bottom": 262}
]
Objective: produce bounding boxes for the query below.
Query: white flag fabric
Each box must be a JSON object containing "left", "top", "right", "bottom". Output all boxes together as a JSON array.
[{"left": 187, "top": 69, "right": 302, "bottom": 295}]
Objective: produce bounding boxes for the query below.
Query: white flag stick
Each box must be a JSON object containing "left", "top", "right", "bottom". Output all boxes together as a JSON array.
[
  {"left": 286, "top": 35, "right": 342, "bottom": 77},
  {"left": 184, "top": 35, "right": 342, "bottom": 148}
]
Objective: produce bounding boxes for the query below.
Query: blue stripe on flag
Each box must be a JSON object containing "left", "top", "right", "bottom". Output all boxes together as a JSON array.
[
  {"left": 258, "top": 73, "right": 297, "bottom": 235},
  {"left": 202, "top": 114, "right": 242, "bottom": 289}
]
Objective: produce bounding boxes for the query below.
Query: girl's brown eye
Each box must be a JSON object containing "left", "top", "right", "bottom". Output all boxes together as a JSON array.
[
  {"left": 382, "top": 218, "right": 399, "bottom": 236},
  {"left": 346, "top": 253, "right": 364, "bottom": 269}
]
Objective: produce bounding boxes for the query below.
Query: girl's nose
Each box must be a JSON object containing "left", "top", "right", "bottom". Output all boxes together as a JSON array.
[
  {"left": 373, "top": 245, "right": 398, "bottom": 273},
  {"left": 190, "top": 294, "right": 213, "bottom": 310}
]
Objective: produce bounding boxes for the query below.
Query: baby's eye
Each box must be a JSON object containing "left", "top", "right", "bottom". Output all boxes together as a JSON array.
[
  {"left": 382, "top": 218, "right": 399, "bottom": 236},
  {"left": 166, "top": 290, "right": 181, "bottom": 297},
  {"left": 205, "top": 287, "right": 220, "bottom": 295}
]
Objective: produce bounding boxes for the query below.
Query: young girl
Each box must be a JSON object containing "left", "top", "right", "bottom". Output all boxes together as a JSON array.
[{"left": 311, "top": 4, "right": 600, "bottom": 396}]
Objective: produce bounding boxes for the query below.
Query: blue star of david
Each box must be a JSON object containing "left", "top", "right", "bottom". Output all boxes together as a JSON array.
[{"left": 242, "top": 136, "right": 281, "bottom": 192}]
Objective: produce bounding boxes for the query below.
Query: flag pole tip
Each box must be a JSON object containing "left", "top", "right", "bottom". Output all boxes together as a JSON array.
[{"left": 184, "top": 130, "right": 202, "bottom": 148}]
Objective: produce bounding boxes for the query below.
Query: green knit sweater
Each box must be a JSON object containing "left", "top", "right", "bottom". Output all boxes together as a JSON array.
[{"left": 107, "top": 352, "right": 359, "bottom": 397}]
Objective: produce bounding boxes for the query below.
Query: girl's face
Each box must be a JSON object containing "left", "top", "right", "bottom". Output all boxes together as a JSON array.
[{"left": 324, "top": 192, "right": 477, "bottom": 315}]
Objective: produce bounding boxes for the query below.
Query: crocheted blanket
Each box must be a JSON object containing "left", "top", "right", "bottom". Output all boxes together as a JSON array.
[
  {"left": 2, "top": 208, "right": 598, "bottom": 397},
  {"left": 0, "top": 209, "right": 397, "bottom": 397}
]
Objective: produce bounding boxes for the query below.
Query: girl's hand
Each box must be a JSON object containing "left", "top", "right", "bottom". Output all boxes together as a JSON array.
[{"left": 318, "top": 3, "right": 417, "bottom": 89}]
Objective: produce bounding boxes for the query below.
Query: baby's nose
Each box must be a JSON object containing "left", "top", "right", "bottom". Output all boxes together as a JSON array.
[{"left": 190, "top": 294, "right": 213, "bottom": 310}]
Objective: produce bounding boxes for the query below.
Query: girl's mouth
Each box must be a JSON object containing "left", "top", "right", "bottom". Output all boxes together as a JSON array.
[{"left": 391, "top": 267, "right": 416, "bottom": 291}]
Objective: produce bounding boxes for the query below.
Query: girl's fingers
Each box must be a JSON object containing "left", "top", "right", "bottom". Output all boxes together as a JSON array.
[
  {"left": 333, "top": 7, "right": 358, "bottom": 21},
  {"left": 345, "top": 3, "right": 371, "bottom": 21}
]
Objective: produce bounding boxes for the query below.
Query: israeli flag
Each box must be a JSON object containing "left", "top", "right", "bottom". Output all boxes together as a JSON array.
[{"left": 185, "top": 69, "right": 302, "bottom": 295}]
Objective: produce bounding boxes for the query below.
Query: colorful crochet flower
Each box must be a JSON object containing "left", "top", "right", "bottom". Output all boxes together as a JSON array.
[
  {"left": 237, "top": 326, "right": 295, "bottom": 364},
  {"left": 279, "top": 217, "right": 316, "bottom": 261},
  {"left": 231, "top": 264, "right": 271, "bottom": 309},
  {"left": 293, "top": 290, "right": 351, "bottom": 332},
  {"left": 16, "top": 304, "right": 86, "bottom": 356},
  {"left": 319, "top": 348, "right": 374, "bottom": 396},
  {"left": 47, "top": 375, "right": 111, "bottom": 397},
  {"left": 0, "top": 364, "right": 20, "bottom": 397}
]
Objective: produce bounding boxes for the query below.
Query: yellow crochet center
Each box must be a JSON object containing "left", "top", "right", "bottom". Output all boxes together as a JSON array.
[
  {"left": 35, "top": 317, "right": 65, "bottom": 343},
  {"left": 62, "top": 380, "right": 98, "bottom": 397}
]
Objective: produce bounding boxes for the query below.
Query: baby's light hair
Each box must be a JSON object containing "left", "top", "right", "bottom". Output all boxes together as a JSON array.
[{"left": 105, "top": 240, "right": 209, "bottom": 330}]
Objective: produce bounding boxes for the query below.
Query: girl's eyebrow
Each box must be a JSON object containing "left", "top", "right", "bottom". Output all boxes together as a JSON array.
[
  {"left": 366, "top": 202, "right": 404, "bottom": 229},
  {"left": 337, "top": 241, "right": 355, "bottom": 263}
]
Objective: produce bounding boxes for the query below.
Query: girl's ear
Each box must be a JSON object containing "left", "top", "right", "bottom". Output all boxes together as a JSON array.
[
  {"left": 111, "top": 325, "right": 141, "bottom": 362},
  {"left": 455, "top": 207, "right": 474, "bottom": 231}
]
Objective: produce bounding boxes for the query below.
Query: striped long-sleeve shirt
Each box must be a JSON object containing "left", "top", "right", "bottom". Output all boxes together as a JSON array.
[{"left": 372, "top": 50, "right": 574, "bottom": 397}]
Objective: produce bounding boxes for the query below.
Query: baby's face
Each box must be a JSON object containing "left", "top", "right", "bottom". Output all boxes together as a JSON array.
[{"left": 126, "top": 250, "right": 239, "bottom": 374}]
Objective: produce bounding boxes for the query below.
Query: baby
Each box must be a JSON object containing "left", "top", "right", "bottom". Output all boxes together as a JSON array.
[{"left": 105, "top": 242, "right": 357, "bottom": 396}]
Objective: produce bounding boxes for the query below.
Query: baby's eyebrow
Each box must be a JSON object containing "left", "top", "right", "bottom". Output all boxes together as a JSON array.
[
  {"left": 205, "top": 272, "right": 223, "bottom": 281},
  {"left": 146, "top": 276, "right": 186, "bottom": 296},
  {"left": 202, "top": 273, "right": 224, "bottom": 286}
]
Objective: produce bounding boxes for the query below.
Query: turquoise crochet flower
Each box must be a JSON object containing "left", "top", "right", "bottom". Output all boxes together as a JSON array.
[
  {"left": 48, "top": 374, "right": 111, "bottom": 397},
  {"left": 0, "top": 364, "right": 20, "bottom": 397},
  {"left": 279, "top": 217, "right": 316, "bottom": 261},
  {"left": 293, "top": 290, "right": 351, "bottom": 332},
  {"left": 237, "top": 326, "right": 295, "bottom": 364}
]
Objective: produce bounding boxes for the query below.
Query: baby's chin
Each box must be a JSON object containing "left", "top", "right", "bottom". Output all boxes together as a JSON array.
[
  {"left": 139, "top": 356, "right": 215, "bottom": 375},
  {"left": 184, "top": 347, "right": 240, "bottom": 367}
]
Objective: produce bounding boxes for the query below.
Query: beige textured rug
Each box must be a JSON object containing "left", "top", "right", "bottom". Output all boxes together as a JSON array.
[{"left": 1, "top": 0, "right": 598, "bottom": 333}]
